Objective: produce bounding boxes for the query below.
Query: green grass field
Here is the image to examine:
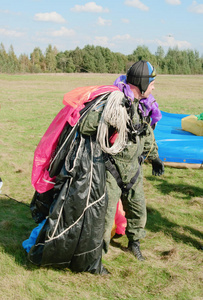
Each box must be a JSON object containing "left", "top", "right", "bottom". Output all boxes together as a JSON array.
[{"left": 0, "top": 73, "right": 202, "bottom": 300}]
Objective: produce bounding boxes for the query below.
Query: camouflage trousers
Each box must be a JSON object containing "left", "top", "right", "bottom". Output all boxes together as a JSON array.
[{"left": 103, "top": 167, "right": 147, "bottom": 253}]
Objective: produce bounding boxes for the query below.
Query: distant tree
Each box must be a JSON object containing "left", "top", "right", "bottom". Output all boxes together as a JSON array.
[
  {"left": 19, "top": 54, "right": 32, "bottom": 73},
  {"left": 179, "top": 50, "right": 191, "bottom": 74},
  {"left": 100, "top": 47, "right": 113, "bottom": 73},
  {"left": 155, "top": 46, "right": 165, "bottom": 73},
  {"left": 56, "top": 50, "right": 75, "bottom": 73},
  {"left": 132, "top": 45, "right": 155, "bottom": 64},
  {"left": 0, "top": 43, "right": 8, "bottom": 72},
  {"left": 94, "top": 46, "right": 108, "bottom": 73},
  {"left": 69, "top": 47, "right": 83, "bottom": 72},
  {"left": 126, "top": 54, "right": 136, "bottom": 71},
  {"left": 114, "top": 52, "right": 127, "bottom": 73},
  {"left": 30, "top": 47, "right": 45, "bottom": 72},
  {"left": 56, "top": 52, "right": 68, "bottom": 72},
  {"left": 165, "top": 49, "right": 177, "bottom": 74},
  {"left": 61, "top": 50, "right": 76, "bottom": 72},
  {"left": 155, "top": 46, "right": 165, "bottom": 59},
  {"left": 105, "top": 52, "right": 127, "bottom": 73},
  {"left": 81, "top": 46, "right": 96, "bottom": 72},
  {"left": 0, "top": 43, "right": 7, "bottom": 58},
  {"left": 0, "top": 42, "right": 203, "bottom": 74},
  {"left": 187, "top": 49, "right": 202, "bottom": 74},
  {"left": 45, "top": 44, "right": 57, "bottom": 72},
  {"left": 164, "top": 47, "right": 198, "bottom": 74},
  {"left": 7, "top": 45, "right": 20, "bottom": 73},
  {"left": 127, "top": 54, "right": 136, "bottom": 63},
  {"left": 65, "top": 57, "right": 75, "bottom": 73}
]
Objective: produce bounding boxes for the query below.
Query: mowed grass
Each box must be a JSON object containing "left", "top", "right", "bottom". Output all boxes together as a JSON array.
[{"left": 0, "top": 73, "right": 202, "bottom": 300}]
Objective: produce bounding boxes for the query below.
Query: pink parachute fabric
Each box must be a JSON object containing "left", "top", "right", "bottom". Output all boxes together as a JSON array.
[
  {"left": 31, "top": 85, "right": 119, "bottom": 193},
  {"left": 114, "top": 199, "right": 127, "bottom": 235}
]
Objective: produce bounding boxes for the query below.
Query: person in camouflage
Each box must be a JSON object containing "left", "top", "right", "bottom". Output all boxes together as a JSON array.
[{"left": 80, "top": 60, "right": 164, "bottom": 264}]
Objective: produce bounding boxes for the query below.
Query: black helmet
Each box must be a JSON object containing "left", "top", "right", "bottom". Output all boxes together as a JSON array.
[{"left": 126, "top": 60, "right": 156, "bottom": 94}]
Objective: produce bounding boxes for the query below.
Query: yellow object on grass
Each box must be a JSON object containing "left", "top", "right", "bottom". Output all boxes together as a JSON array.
[{"left": 181, "top": 115, "right": 203, "bottom": 136}]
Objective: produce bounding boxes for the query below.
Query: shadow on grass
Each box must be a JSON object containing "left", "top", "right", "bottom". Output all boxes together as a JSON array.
[
  {"left": 146, "top": 175, "right": 203, "bottom": 200},
  {"left": 0, "top": 196, "right": 36, "bottom": 268},
  {"left": 0, "top": 197, "right": 74, "bottom": 274},
  {"left": 111, "top": 177, "right": 203, "bottom": 251},
  {"left": 145, "top": 176, "right": 203, "bottom": 248},
  {"left": 146, "top": 207, "right": 203, "bottom": 249},
  {"left": 111, "top": 209, "right": 203, "bottom": 251}
]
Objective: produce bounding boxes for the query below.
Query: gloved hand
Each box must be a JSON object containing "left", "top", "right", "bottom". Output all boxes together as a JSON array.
[{"left": 152, "top": 157, "right": 164, "bottom": 176}]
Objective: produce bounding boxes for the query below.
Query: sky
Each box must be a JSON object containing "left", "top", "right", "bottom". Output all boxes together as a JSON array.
[{"left": 0, "top": 0, "right": 203, "bottom": 57}]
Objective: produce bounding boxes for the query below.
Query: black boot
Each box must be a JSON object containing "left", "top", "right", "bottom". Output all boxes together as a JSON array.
[{"left": 128, "top": 240, "right": 145, "bottom": 261}]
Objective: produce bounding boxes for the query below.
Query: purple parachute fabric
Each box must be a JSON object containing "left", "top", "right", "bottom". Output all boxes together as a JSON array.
[
  {"left": 113, "top": 75, "right": 134, "bottom": 104},
  {"left": 113, "top": 75, "right": 162, "bottom": 126},
  {"left": 139, "top": 94, "right": 162, "bottom": 125}
]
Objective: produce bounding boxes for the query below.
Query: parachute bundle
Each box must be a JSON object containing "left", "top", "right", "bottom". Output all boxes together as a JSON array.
[{"left": 25, "top": 86, "right": 127, "bottom": 273}]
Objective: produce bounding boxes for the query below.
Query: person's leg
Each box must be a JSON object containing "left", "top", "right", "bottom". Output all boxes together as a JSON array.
[{"left": 121, "top": 168, "right": 147, "bottom": 260}]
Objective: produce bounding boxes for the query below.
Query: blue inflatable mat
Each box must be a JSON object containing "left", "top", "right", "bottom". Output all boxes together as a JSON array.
[{"left": 154, "top": 111, "right": 203, "bottom": 164}]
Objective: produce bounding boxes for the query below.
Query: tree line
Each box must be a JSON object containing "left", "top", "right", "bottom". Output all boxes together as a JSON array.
[{"left": 0, "top": 42, "right": 202, "bottom": 75}]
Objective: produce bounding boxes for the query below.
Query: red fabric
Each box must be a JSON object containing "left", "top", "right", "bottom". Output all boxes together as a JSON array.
[
  {"left": 114, "top": 199, "right": 127, "bottom": 235},
  {"left": 109, "top": 132, "right": 118, "bottom": 145}
]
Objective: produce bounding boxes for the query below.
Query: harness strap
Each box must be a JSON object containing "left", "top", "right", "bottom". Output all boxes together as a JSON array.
[
  {"left": 103, "top": 155, "right": 124, "bottom": 190},
  {"left": 104, "top": 154, "right": 144, "bottom": 194}
]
